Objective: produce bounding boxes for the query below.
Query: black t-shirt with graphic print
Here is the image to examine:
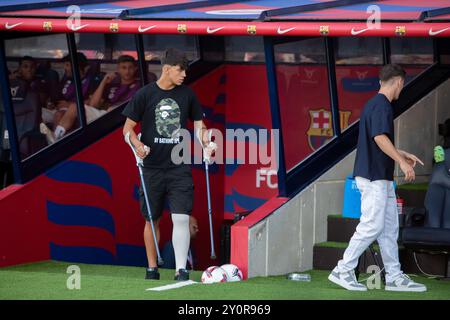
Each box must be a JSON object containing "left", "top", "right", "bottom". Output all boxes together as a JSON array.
[{"left": 122, "top": 81, "right": 203, "bottom": 168}]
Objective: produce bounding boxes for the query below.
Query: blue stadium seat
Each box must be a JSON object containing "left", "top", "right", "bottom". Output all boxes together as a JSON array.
[{"left": 86, "top": 61, "right": 103, "bottom": 90}]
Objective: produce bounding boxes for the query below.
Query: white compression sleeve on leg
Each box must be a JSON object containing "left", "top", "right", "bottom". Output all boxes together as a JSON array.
[{"left": 171, "top": 213, "right": 190, "bottom": 272}]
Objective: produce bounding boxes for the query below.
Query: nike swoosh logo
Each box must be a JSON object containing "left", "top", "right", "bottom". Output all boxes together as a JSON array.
[
  {"left": 69, "top": 24, "right": 89, "bottom": 31},
  {"left": 429, "top": 27, "right": 450, "bottom": 36},
  {"left": 350, "top": 27, "right": 370, "bottom": 35},
  {"left": 5, "top": 22, "right": 23, "bottom": 29},
  {"left": 277, "top": 27, "right": 296, "bottom": 34},
  {"left": 206, "top": 26, "right": 225, "bottom": 34},
  {"left": 138, "top": 25, "right": 157, "bottom": 33}
]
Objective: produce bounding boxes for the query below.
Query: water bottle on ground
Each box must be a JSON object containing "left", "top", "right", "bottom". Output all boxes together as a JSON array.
[{"left": 287, "top": 273, "right": 311, "bottom": 282}]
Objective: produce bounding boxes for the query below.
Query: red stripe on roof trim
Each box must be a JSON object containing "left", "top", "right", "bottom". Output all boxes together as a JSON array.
[{"left": 1, "top": 18, "right": 449, "bottom": 37}]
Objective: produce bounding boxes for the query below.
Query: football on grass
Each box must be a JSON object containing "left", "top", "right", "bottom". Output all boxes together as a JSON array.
[
  {"left": 201, "top": 266, "right": 228, "bottom": 284},
  {"left": 221, "top": 264, "right": 243, "bottom": 282}
]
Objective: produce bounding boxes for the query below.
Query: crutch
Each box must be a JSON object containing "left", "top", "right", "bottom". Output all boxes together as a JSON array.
[
  {"left": 125, "top": 132, "right": 164, "bottom": 266},
  {"left": 199, "top": 129, "right": 216, "bottom": 259}
]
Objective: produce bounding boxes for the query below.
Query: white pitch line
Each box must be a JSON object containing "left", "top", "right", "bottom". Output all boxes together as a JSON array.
[{"left": 146, "top": 280, "right": 198, "bottom": 291}]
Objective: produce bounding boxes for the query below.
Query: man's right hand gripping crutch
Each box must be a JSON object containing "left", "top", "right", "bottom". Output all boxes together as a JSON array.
[{"left": 124, "top": 131, "right": 164, "bottom": 266}]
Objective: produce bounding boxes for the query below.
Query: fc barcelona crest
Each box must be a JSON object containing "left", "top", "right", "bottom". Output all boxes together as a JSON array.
[
  {"left": 307, "top": 109, "right": 351, "bottom": 151},
  {"left": 247, "top": 25, "right": 257, "bottom": 35},
  {"left": 178, "top": 24, "right": 187, "bottom": 33},
  {"left": 43, "top": 21, "right": 52, "bottom": 32},
  {"left": 395, "top": 26, "right": 406, "bottom": 36},
  {"left": 320, "top": 25, "right": 329, "bottom": 36},
  {"left": 110, "top": 23, "right": 119, "bottom": 33}
]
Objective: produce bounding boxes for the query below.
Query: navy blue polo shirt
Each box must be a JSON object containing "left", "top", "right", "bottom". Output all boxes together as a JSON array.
[{"left": 353, "top": 93, "right": 395, "bottom": 181}]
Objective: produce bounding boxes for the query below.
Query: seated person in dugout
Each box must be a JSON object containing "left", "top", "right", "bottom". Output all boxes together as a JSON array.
[
  {"left": 40, "top": 52, "right": 96, "bottom": 141},
  {"left": 9, "top": 56, "right": 50, "bottom": 108},
  {"left": 41, "top": 55, "right": 140, "bottom": 144}
]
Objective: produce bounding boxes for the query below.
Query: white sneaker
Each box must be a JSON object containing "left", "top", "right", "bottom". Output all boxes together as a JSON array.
[
  {"left": 385, "top": 274, "right": 427, "bottom": 292},
  {"left": 40, "top": 123, "right": 56, "bottom": 145},
  {"left": 328, "top": 267, "right": 367, "bottom": 291}
]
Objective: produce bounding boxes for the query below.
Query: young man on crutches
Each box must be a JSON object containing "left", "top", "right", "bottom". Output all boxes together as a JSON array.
[{"left": 122, "top": 48, "right": 215, "bottom": 281}]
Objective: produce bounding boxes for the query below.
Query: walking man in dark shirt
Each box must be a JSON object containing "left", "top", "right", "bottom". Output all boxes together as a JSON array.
[
  {"left": 328, "top": 64, "right": 427, "bottom": 292},
  {"left": 122, "top": 48, "right": 215, "bottom": 281}
]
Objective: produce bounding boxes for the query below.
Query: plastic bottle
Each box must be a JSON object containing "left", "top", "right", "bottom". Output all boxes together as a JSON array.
[{"left": 287, "top": 273, "right": 311, "bottom": 282}]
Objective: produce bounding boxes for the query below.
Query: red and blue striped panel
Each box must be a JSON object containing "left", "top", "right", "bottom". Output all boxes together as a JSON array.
[
  {"left": 0, "top": 0, "right": 193, "bottom": 18},
  {"left": 129, "top": 0, "right": 331, "bottom": 20},
  {"left": 277, "top": 0, "right": 449, "bottom": 20},
  {"left": 2, "top": 0, "right": 448, "bottom": 21}
]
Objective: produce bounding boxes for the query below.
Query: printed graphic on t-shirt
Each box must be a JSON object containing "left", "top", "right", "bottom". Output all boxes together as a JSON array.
[
  {"left": 155, "top": 98, "right": 181, "bottom": 143},
  {"left": 60, "top": 77, "right": 90, "bottom": 101},
  {"left": 108, "top": 87, "right": 118, "bottom": 100},
  {"left": 61, "top": 79, "right": 72, "bottom": 96}
]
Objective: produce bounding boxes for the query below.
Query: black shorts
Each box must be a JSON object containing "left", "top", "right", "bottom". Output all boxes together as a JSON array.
[{"left": 139, "top": 164, "right": 194, "bottom": 221}]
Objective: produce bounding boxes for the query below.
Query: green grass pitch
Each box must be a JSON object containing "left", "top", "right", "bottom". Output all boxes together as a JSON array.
[{"left": 1, "top": 261, "right": 450, "bottom": 300}]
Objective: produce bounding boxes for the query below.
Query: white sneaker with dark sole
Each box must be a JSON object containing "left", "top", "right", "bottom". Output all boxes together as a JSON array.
[
  {"left": 385, "top": 274, "right": 427, "bottom": 292},
  {"left": 328, "top": 268, "right": 367, "bottom": 291}
]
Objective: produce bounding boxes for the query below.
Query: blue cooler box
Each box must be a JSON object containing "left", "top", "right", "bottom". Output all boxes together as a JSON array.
[
  {"left": 342, "top": 176, "right": 397, "bottom": 219},
  {"left": 342, "top": 176, "right": 362, "bottom": 219}
]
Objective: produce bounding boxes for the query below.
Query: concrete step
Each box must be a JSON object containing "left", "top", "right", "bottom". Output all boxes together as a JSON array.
[
  {"left": 327, "top": 215, "right": 359, "bottom": 243},
  {"left": 313, "top": 241, "right": 449, "bottom": 276},
  {"left": 313, "top": 242, "right": 382, "bottom": 272}
]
